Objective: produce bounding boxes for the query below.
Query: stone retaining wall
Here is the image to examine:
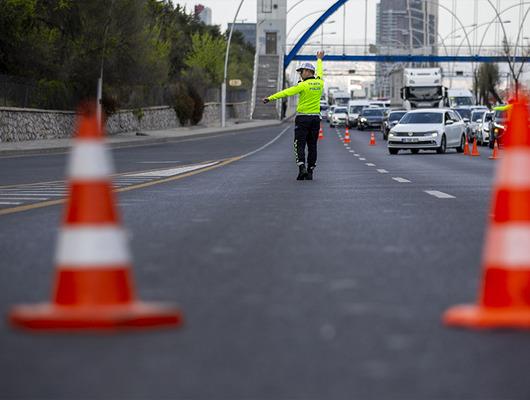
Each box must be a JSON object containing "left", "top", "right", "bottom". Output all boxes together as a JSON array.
[{"left": 0, "top": 102, "right": 250, "bottom": 142}]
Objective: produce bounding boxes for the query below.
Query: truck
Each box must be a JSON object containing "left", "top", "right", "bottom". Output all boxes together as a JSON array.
[
  {"left": 389, "top": 67, "right": 446, "bottom": 110},
  {"left": 445, "top": 88, "right": 475, "bottom": 108},
  {"left": 329, "top": 90, "right": 351, "bottom": 106}
]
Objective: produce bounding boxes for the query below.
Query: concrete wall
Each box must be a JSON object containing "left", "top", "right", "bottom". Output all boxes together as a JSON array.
[{"left": 0, "top": 102, "right": 250, "bottom": 142}]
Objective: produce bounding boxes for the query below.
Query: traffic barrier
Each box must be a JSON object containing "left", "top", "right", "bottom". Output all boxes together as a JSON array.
[
  {"left": 489, "top": 139, "right": 500, "bottom": 160},
  {"left": 464, "top": 135, "right": 470, "bottom": 155},
  {"left": 471, "top": 137, "right": 480, "bottom": 156},
  {"left": 344, "top": 128, "right": 351, "bottom": 143},
  {"left": 9, "top": 103, "right": 183, "bottom": 331},
  {"left": 318, "top": 125, "right": 324, "bottom": 140},
  {"left": 369, "top": 132, "right": 376, "bottom": 146},
  {"left": 443, "top": 95, "right": 530, "bottom": 329}
]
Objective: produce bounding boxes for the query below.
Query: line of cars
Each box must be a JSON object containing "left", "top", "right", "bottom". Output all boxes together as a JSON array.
[{"left": 321, "top": 98, "right": 514, "bottom": 155}]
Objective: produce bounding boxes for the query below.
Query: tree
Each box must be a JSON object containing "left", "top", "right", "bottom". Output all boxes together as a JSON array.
[
  {"left": 184, "top": 32, "right": 226, "bottom": 86},
  {"left": 477, "top": 63, "right": 502, "bottom": 106}
]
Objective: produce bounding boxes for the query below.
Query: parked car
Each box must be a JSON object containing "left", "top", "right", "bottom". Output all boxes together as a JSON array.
[
  {"left": 387, "top": 109, "right": 467, "bottom": 155},
  {"left": 330, "top": 106, "right": 348, "bottom": 127},
  {"left": 477, "top": 110, "right": 494, "bottom": 145},
  {"left": 489, "top": 105, "right": 510, "bottom": 148},
  {"left": 382, "top": 109, "right": 407, "bottom": 140},
  {"left": 358, "top": 108, "right": 385, "bottom": 130},
  {"left": 327, "top": 105, "right": 336, "bottom": 122},
  {"left": 467, "top": 109, "right": 488, "bottom": 143},
  {"left": 320, "top": 102, "right": 329, "bottom": 119}
]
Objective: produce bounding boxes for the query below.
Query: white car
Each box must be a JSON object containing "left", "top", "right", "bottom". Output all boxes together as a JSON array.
[
  {"left": 477, "top": 110, "right": 494, "bottom": 146},
  {"left": 330, "top": 106, "right": 348, "bottom": 127},
  {"left": 387, "top": 109, "right": 467, "bottom": 155}
]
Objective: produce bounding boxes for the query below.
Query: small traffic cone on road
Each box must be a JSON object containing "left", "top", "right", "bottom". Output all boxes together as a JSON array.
[
  {"left": 9, "top": 103, "right": 183, "bottom": 331},
  {"left": 489, "top": 139, "right": 500, "bottom": 160},
  {"left": 443, "top": 95, "right": 530, "bottom": 329},
  {"left": 318, "top": 125, "right": 324, "bottom": 140},
  {"left": 369, "top": 132, "right": 376, "bottom": 146},
  {"left": 471, "top": 137, "right": 480, "bottom": 156},
  {"left": 463, "top": 135, "right": 470, "bottom": 155},
  {"left": 344, "top": 128, "right": 351, "bottom": 144}
]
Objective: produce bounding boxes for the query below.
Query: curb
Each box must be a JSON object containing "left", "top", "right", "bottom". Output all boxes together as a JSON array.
[{"left": 0, "top": 119, "right": 285, "bottom": 157}]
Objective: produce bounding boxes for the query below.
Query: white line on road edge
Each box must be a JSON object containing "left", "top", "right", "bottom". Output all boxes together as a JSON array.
[
  {"left": 377, "top": 169, "right": 389, "bottom": 173},
  {"left": 137, "top": 161, "right": 182, "bottom": 164},
  {"left": 126, "top": 162, "right": 219, "bottom": 177},
  {"left": 0, "top": 202, "right": 22, "bottom": 205},
  {"left": 240, "top": 125, "right": 291, "bottom": 159},
  {"left": 392, "top": 177, "right": 411, "bottom": 183},
  {"left": 0, "top": 197, "right": 48, "bottom": 201},
  {"left": 425, "top": 190, "right": 455, "bottom": 199},
  {"left": 0, "top": 192, "right": 65, "bottom": 196}
]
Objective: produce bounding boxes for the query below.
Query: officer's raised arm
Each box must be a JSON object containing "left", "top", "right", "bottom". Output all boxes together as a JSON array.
[{"left": 316, "top": 51, "right": 325, "bottom": 79}]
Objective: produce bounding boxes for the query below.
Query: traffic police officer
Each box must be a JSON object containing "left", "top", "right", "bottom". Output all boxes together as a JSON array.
[{"left": 263, "top": 51, "right": 325, "bottom": 180}]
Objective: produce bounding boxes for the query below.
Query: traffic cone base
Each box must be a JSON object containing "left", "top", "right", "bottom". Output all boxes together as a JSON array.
[
  {"left": 443, "top": 304, "right": 530, "bottom": 329},
  {"left": 10, "top": 301, "right": 183, "bottom": 331}
]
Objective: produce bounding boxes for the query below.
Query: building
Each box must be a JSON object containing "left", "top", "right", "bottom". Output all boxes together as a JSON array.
[
  {"left": 194, "top": 4, "right": 212, "bottom": 25},
  {"left": 375, "top": 0, "right": 439, "bottom": 98},
  {"left": 256, "top": 0, "right": 287, "bottom": 55},
  {"left": 227, "top": 23, "right": 257, "bottom": 48}
]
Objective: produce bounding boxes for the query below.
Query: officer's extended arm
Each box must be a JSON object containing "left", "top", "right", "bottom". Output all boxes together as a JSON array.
[
  {"left": 266, "top": 83, "right": 304, "bottom": 102},
  {"left": 316, "top": 58, "right": 323, "bottom": 80}
]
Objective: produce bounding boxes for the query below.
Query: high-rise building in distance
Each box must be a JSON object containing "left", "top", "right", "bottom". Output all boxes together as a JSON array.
[
  {"left": 375, "top": 0, "right": 438, "bottom": 98},
  {"left": 194, "top": 4, "right": 212, "bottom": 25}
]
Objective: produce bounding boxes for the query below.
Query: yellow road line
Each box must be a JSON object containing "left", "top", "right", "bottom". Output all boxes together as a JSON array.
[{"left": 0, "top": 157, "right": 241, "bottom": 217}]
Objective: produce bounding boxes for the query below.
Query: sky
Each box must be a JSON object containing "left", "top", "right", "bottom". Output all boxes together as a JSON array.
[
  {"left": 173, "top": 0, "right": 530, "bottom": 87},
  {"left": 173, "top": 0, "right": 529, "bottom": 48}
]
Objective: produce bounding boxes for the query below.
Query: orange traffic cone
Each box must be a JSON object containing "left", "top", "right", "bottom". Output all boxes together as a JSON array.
[
  {"left": 9, "top": 104, "right": 183, "bottom": 331},
  {"left": 463, "top": 135, "right": 470, "bottom": 155},
  {"left": 471, "top": 137, "right": 480, "bottom": 156},
  {"left": 344, "top": 128, "right": 351, "bottom": 144},
  {"left": 443, "top": 96, "right": 530, "bottom": 329},
  {"left": 369, "top": 132, "right": 376, "bottom": 146},
  {"left": 489, "top": 139, "right": 500, "bottom": 160},
  {"left": 318, "top": 126, "right": 324, "bottom": 140}
]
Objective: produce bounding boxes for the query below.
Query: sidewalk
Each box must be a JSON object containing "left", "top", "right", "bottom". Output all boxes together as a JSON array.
[{"left": 0, "top": 119, "right": 283, "bottom": 156}]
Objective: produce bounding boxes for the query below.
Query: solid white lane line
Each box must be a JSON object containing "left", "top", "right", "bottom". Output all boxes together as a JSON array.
[
  {"left": 392, "top": 177, "right": 411, "bottom": 183},
  {"left": 365, "top": 163, "right": 376, "bottom": 166},
  {"left": 0, "top": 202, "right": 22, "bottom": 205},
  {"left": 377, "top": 169, "right": 389, "bottom": 173},
  {"left": 425, "top": 190, "right": 455, "bottom": 199},
  {"left": 127, "top": 162, "right": 219, "bottom": 177},
  {"left": 0, "top": 192, "right": 65, "bottom": 196},
  {"left": 137, "top": 161, "right": 182, "bottom": 164},
  {"left": 240, "top": 125, "right": 290, "bottom": 159},
  {"left": 0, "top": 197, "right": 48, "bottom": 201}
]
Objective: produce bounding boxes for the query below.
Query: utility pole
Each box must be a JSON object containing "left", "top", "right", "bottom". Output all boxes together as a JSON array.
[{"left": 364, "top": 0, "right": 368, "bottom": 54}]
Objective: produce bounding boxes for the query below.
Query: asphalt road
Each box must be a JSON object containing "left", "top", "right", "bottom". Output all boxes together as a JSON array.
[{"left": 1, "top": 122, "right": 529, "bottom": 400}]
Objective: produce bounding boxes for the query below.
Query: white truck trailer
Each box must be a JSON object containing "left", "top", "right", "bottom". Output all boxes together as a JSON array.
[{"left": 389, "top": 67, "right": 446, "bottom": 110}]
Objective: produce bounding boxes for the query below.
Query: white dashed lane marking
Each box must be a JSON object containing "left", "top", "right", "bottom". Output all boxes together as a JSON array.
[
  {"left": 377, "top": 169, "right": 389, "bottom": 173},
  {"left": 365, "top": 163, "right": 376, "bottom": 167},
  {"left": 425, "top": 190, "right": 456, "bottom": 199},
  {"left": 392, "top": 177, "right": 411, "bottom": 183},
  {"left": 359, "top": 158, "right": 366, "bottom": 161}
]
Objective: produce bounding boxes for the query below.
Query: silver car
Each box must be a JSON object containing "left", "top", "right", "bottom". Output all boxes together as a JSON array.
[
  {"left": 477, "top": 111, "right": 494, "bottom": 146},
  {"left": 388, "top": 109, "right": 467, "bottom": 154}
]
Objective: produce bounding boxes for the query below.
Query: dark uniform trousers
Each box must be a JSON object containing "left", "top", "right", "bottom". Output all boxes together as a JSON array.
[{"left": 294, "top": 115, "right": 321, "bottom": 168}]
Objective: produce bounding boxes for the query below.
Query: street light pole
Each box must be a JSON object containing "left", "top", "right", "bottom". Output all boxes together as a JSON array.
[{"left": 222, "top": 0, "right": 245, "bottom": 128}]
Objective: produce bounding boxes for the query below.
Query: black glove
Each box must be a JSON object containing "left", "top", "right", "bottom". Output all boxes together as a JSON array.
[{"left": 263, "top": 98, "right": 270, "bottom": 104}]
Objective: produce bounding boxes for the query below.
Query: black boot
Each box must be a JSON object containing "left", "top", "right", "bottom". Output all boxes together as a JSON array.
[
  {"left": 297, "top": 164, "right": 307, "bottom": 180},
  {"left": 306, "top": 166, "right": 314, "bottom": 180}
]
